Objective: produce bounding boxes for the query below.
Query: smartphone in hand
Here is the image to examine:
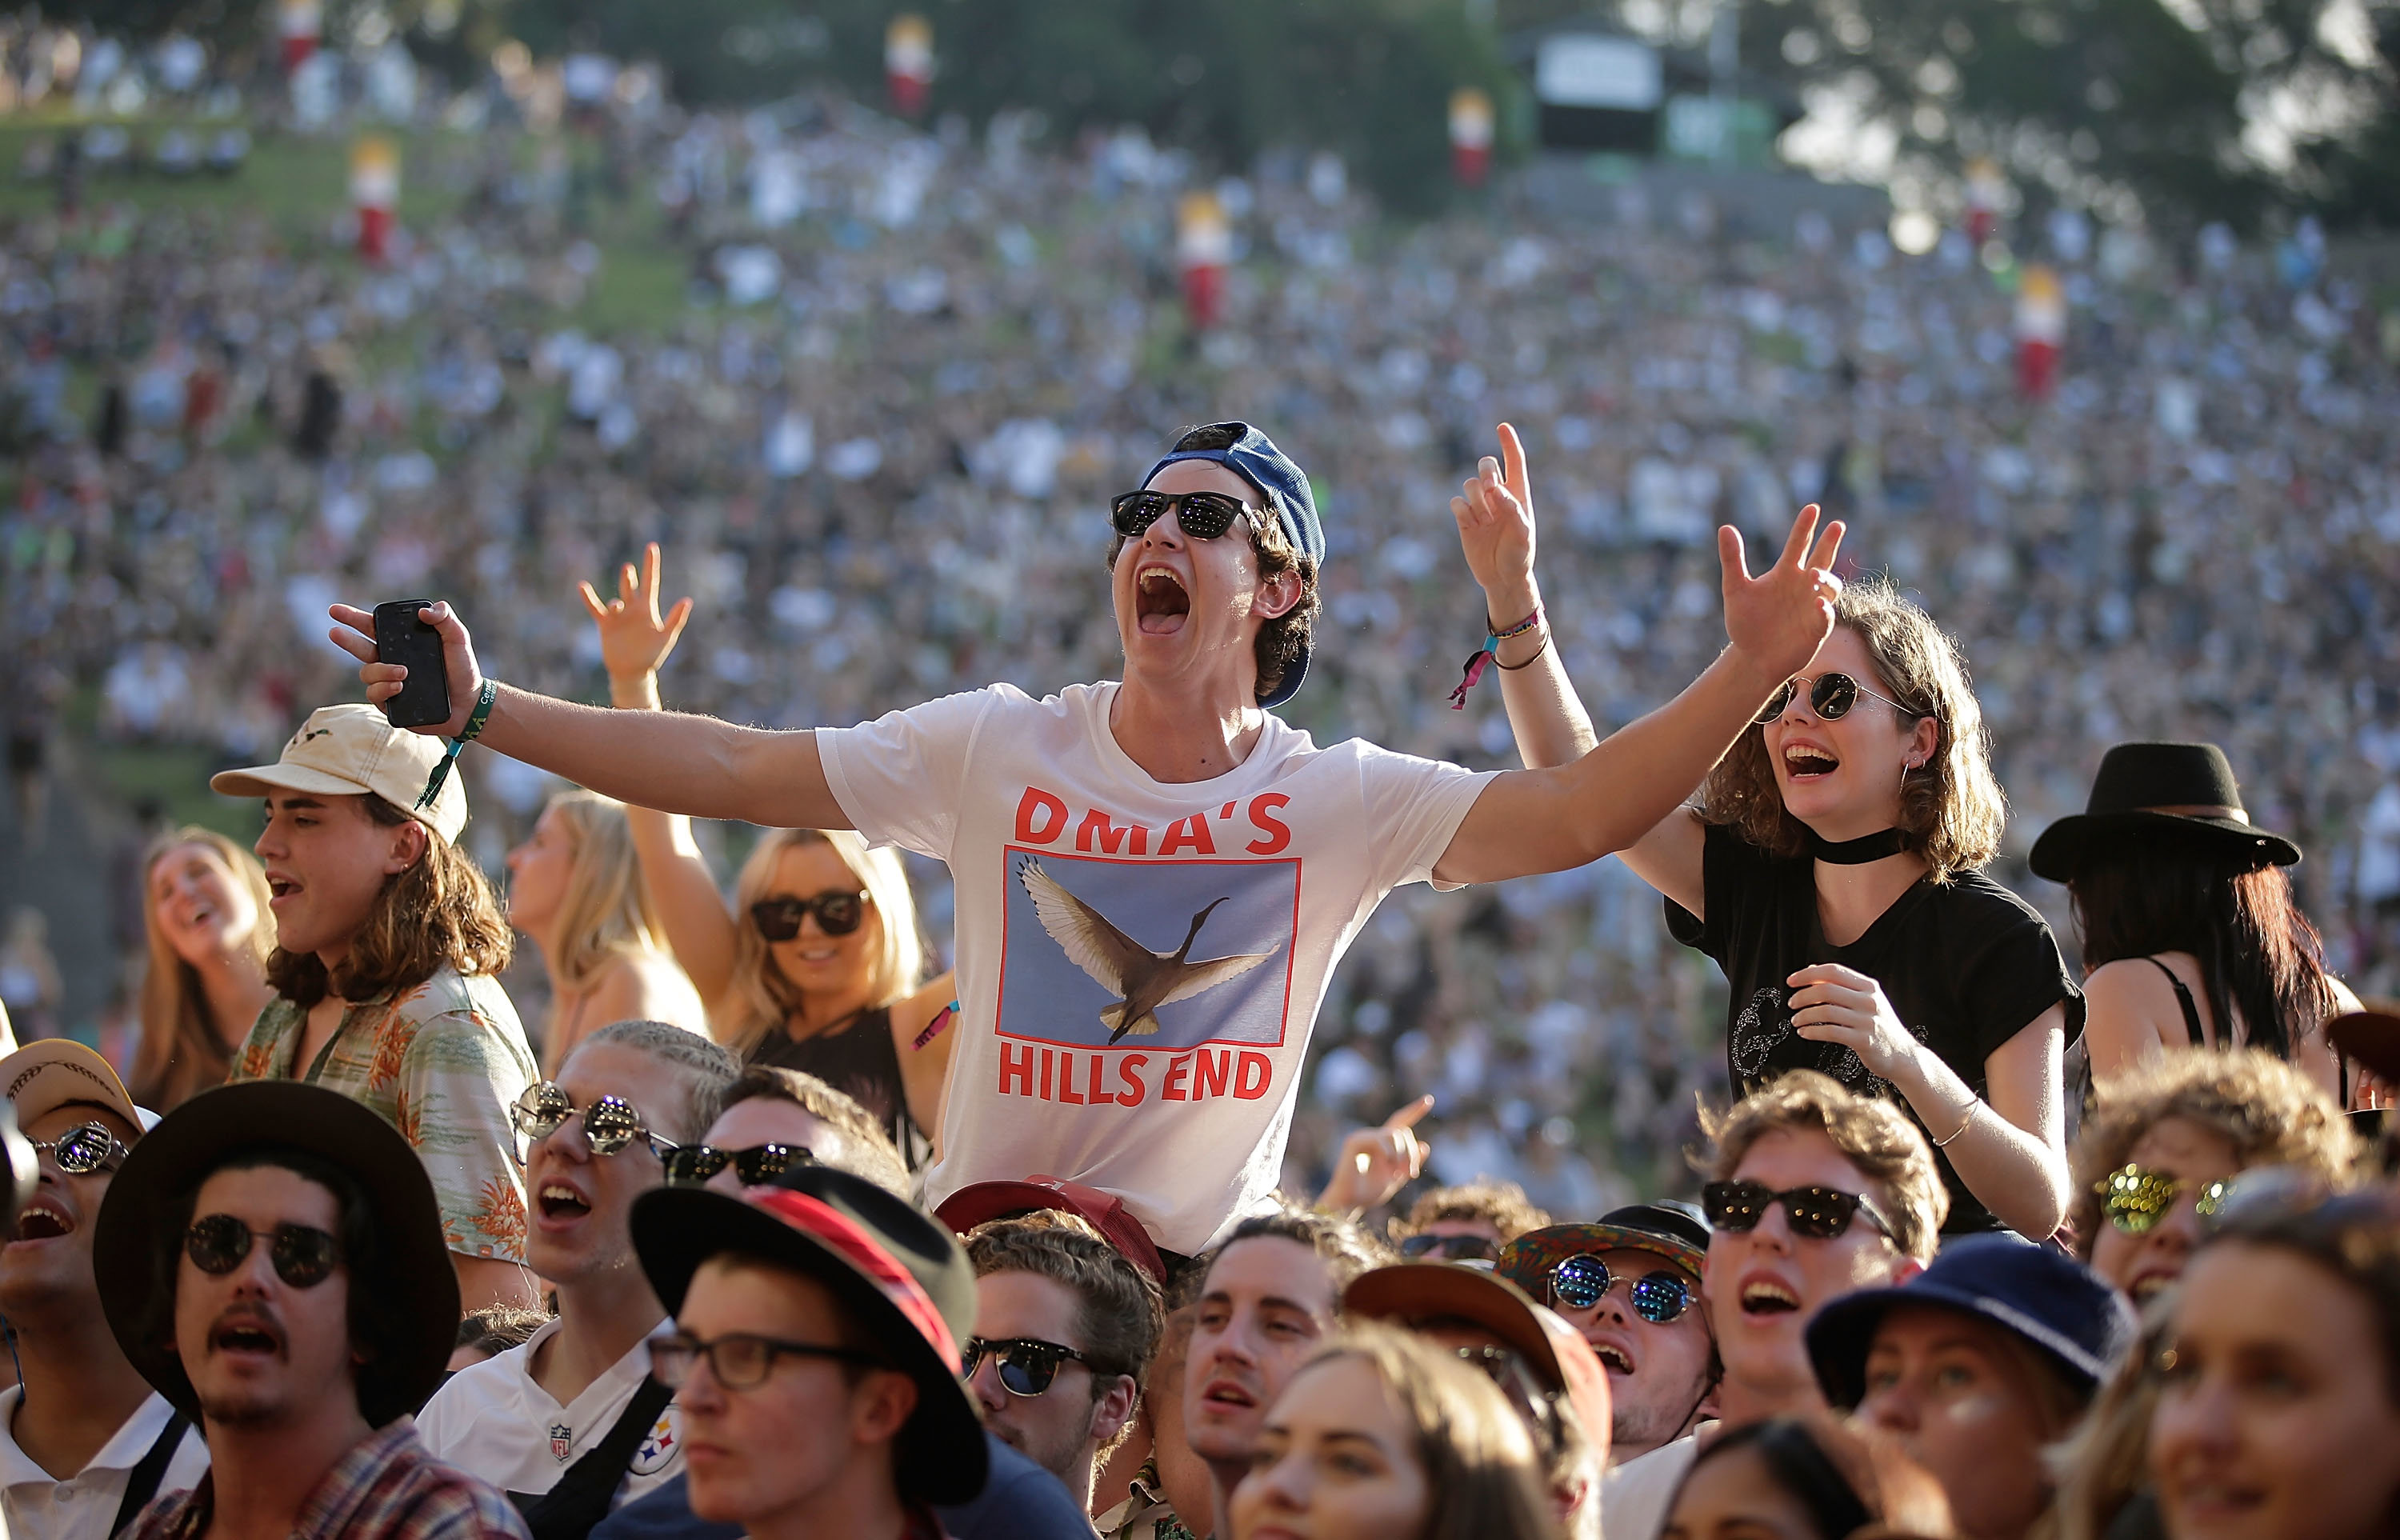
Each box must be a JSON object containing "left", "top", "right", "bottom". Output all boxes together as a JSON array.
[{"left": 372, "top": 600, "right": 453, "bottom": 729}]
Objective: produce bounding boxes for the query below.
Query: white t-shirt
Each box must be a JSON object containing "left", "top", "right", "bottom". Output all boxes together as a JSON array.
[
  {"left": 819, "top": 681, "right": 1494, "bottom": 1253},
  {"left": 416, "top": 1318, "right": 682, "bottom": 1510},
  {"left": 1602, "top": 1433, "right": 1701, "bottom": 1540},
  {"left": 0, "top": 1387, "right": 210, "bottom": 1540}
]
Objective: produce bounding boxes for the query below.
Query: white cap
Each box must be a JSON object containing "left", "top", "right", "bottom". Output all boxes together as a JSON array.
[
  {"left": 211, "top": 702, "right": 467, "bottom": 846},
  {"left": 2, "top": 1039, "right": 158, "bottom": 1134}
]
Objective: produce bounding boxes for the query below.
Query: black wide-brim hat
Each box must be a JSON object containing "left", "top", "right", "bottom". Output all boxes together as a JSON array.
[
  {"left": 631, "top": 1166, "right": 987, "bottom": 1506},
  {"left": 93, "top": 1081, "right": 460, "bottom": 1427},
  {"left": 2030, "top": 741, "right": 2300, "bottom": 882}
]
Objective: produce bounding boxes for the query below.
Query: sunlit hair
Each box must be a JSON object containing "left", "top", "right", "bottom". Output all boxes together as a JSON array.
[
  {"left": 581, "top": 1018, "right": 740, "bottom": 1143},
  {"left": 2066, "top": 1048, "right": 2358, "bottom": 1257},
  {"left": 1394, "top": 1180, "right": 1554, "bottom": 1243},
  {"left": 1272, "top": 1324, "right": 1561, "bottom": 1540},
  {"left": 133, "top": 826, "right": 275, "bottom": 1111},
  {"left": 265, "top": 796, "right": 514, "bottom": 1009},
  {"left": 1194, "top": 1202, "right": 1394, "bottom": 1310},
  {"left": 532, "top": 790, "right": 676, "bottom": 997},
  {"left": 2037, "top": 1307, "right": 2171, "bottom": 1540},
  {"left": 720, "top": 828, "right": 927, "bottom": 1056},
  {"left": 1700, "top": 577, "right": 2006, "bottom": 882},
  {"left": 965, "top": 1210, "right": 1166, "bottom": 1456},
  {"left": 718, "top": 1064, "right": 910, "bottom": 1196},
  {"left": 1699, "top": 1070, "right": 1949, "bottom": 1262},
  {"left": 2196, "top": 1192, "right": 2400, "bottom": 1422},
  {"left": 1673, "top": 1413, "right": 1954, "bottom": 1538},
  {"left": 2068, "top": 844, "right": 2335, "bottom": 1065}
]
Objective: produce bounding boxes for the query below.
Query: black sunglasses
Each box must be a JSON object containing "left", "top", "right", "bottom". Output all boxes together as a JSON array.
[
  {"left": 510, "top": 1083, "right": 680, "bottom": 1161},
  {"left": 185, "top": 1214, "right": 343, "bottom": 1288},
  {"left": 1549, "top": 1255, "right": 1695, "bottom": 1323},
  {"left": 1399, "top": 1232, "right": 1501, "bottom": 1262},
  {"left": 962, "top": 1335, "right": 1094, "bottom": 1397},
  {"left": 749, "top": 890, "right": 870, "bottom": 942},
  {"left": 1754, "top": 671, "right": 1922, "bottom": 726},
  {"left": 1702, "top": 1180, "right": 1894, "bottom": 1242},
  {"left": 30, "top": 1120, "right": 129, "bottom": 1176},
  {"left": 1109, "top": 490, "right": 1264, "bottom": 542},
  {"left": 662, "top": 1142, "right": 815, "bottom": 1188}
]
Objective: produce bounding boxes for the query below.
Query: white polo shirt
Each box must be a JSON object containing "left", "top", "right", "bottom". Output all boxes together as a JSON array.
[
  {"left": 416, "top": 1318, "right": 681, "bottom": 1510},
  {"left": 0, "top": 1387, "right": 210, "bottom": 1540}
]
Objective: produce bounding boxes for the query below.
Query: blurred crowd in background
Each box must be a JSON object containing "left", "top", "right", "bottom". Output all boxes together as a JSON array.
[{"left": 2, "top": 34, "right": 2398, "bottom": 1214}]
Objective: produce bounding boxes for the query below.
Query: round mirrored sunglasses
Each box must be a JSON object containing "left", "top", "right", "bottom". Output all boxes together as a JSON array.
[{"left": 1549, "top": 1254, "right": 1694, "bottom": 1322}]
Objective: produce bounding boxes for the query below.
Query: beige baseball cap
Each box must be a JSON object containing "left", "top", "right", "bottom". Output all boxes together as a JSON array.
[
  {"left": 211, "top": 702, "right": 467, "bottom": 845},
  {"left": 2, "top": 1038, "right": 158, "bottom": 1134}
]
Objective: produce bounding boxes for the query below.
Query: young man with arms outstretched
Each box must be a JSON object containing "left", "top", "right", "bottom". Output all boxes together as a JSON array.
[{"left": 335, "top": 421, "right": 1842, "bottom": 1258}]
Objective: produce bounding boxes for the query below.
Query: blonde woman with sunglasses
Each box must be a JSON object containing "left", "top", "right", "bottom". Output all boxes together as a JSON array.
[
  {"left": 1450, "top": 425, "right": 2075, "bottom": 1240},
  {"left": 580, "top": 547, "right": 958, "bottom": 1170}
]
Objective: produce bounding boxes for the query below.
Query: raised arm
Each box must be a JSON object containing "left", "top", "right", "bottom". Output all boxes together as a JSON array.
[
  {"left": 1450, "top": 422, "right": 1709, "bottom": 912},
  {"left": 1432, "top": 506, "right": 1842, "bottom": 888},
  {"left": 582, "top": 546, "right": 745, "bottom": 1008},
  {"left": 331, "top": 594, "right": 851, "bottom": 834}
]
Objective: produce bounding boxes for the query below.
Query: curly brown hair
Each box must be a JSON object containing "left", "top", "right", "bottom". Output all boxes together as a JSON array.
[
  {"left": 265, "top": 796, "right": 514, "bottom": 1009},
  {"left": 965, "top": 1210, "right": 1166, "bottom": 1394},
  {"left": 1699, "top": 1070, "right": 1950, "bottom": 1262},
  {"left": 1394, "top": 1180, "right": 1554, "bottom": 1244},
  {"left": 1700, "top": 577, "right": 2006, "bottom": 883},
  {"left": 1109, "top": 424, "right": 1320, "bottom": 706},
  {"left": 2066, "top": 1048, "right": 2358, "bottom": 1254}
]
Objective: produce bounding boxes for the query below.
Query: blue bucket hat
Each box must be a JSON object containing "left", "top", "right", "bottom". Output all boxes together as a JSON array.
[
  {"left": 1142, "top": 422, "right": 1325, "bottom": 710},
  {"left": 1806, "top": 1233, "right": 2137, "bottom": 1408}
]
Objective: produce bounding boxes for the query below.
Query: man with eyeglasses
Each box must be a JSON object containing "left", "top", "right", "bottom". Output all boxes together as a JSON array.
[
  {"left": 1601, "top": 1072, "right": 1946, "bottom": 1540},
  {"left": 1497, "top": 1202, "right": 1718, "bottom": 1466},
  {"left": 336, "top": 420, "right": 1845, "bottom": 1264},
  {"left": 0, "top": 1041, "right": 210, "bottom": 1540},
  {"left": 94, "top": 1081, "right": 529, "bottom": 1540},
  {"left": 956, "top": 1211, "right": 1164, "bottom": 1514},
  {"left": 419, "top": 1022, "right": 738, "bottom": 1536}
]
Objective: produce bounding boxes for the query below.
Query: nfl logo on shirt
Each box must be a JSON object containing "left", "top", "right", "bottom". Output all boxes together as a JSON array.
[{"left": 550, "top": 1423, "right": 574, "bottom": 1462}]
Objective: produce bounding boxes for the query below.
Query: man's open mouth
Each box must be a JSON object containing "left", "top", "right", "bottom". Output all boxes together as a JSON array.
[
  {"left": 11, "top": 1201, "right": 72, "bottom": 1242},
  {"left": 1136, "top": 566, "right": 1190, "bottom": 634},
  {"left": 538, "top": 1184, "right": 591, "bottom": 1220},
  {"left": 212, "top": 1319, "right": 285, "bottom": 1358},
  {"left": 1592, "top": 1342, "right": 1634, "bottom": 1375},
  {"left": 1740, "top": 1279, "right": 1802, "bottom": 1316}
]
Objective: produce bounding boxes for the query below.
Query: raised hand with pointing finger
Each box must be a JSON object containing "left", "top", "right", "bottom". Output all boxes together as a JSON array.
[{"left": 1314, "top": 1094, "right": 1435, "bottom": 1217}]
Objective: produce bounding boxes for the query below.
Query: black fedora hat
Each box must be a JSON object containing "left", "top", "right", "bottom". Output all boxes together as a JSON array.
[
  {"left": 2029, "top": 742, "right": 2301, "bottom": 882},
  {"left": 92, "top": 1081, "right": 461, "bottom": 1427},
  {"left": 631, "top": 1165, "right": 987, "bottom": 1506}
]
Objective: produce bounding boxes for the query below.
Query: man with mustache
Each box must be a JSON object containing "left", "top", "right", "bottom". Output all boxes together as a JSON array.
[
  {"left": 94, "top": 1082, "right": 529, "bottom": 1539},
  {"left": 0, "top": 1041, "right": 208, "bottom": 1540}
]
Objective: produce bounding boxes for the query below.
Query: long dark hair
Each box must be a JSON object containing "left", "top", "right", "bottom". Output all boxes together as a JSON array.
[
  {"left": 265, "top": 797, "right": 514, "bottom": 1009},
  {"left": 2067, "top": 838, "right": 2334, "bottom": 1063},
  {"left": 1686, "top": 1419, "right": 1873, "bottom": 1538}
]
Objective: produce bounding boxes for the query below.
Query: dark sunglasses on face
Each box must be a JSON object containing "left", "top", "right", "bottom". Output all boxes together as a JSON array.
[
  {"left": 1548, "top": 1255, "right": 1695, "bottom": 1323},
  {"left": 661, "top": 1142, "right": 815, "bottom": 1188},
  {"left": 650, "top": 1330, "right": 882, "bottom": 1390},
  {"left": 30, "top": 1120, "right": 128, "bottom": 1175},
  {"left": 962, "top": 1335, "right": 1093, "bottom": 1397},
  {"left": 1109, "top": 489, "right": 1264, "bottom": 543},
  {"left": 510, "top": 1082, "right": 680, "bottom": 1161},
  {"left": 2098, "top": 1162, "right": 2230, "bottom": 1234},
  {"left": 1755, "top": 671, "right": 1922, "bottom": 727},
  {"left": 1398, "top": 1232, "right": 1501, "bottom": 1262},
  {"left": 185, "top": 1214, "right": 343, "bottom": 1287},
  {"left": 749, "top": 889, "right": 870, "bottom": 942},
  {"left": 1702, "top": 1179, "right": 1894, "bottom": 1242}
]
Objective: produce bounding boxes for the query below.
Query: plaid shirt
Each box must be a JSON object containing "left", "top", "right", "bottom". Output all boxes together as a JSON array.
[
  {"left": 232, "top": 966, "right": 535, "bottom": 1262},
  {"left": 124, "top": 1418, "right": 531, "bottom": 1540}
]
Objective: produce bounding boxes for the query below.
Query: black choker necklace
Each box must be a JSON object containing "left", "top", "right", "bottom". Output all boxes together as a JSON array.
[{"left": 1805, "top": 827, "right": 1909, "bottom": 864}]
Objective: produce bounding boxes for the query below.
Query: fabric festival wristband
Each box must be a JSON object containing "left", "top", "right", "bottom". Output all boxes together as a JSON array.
[
  {"left": 418, "top": 677, "right": 498, "bottom": 810},
  {"left": 1448, "top": 606, "right": 1544, "bottom": 710}
]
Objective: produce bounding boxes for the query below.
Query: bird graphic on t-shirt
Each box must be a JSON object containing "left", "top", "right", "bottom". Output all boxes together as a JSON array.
[{"left": 1015, "top": 857, "right": 1280, "bottom": 1043}]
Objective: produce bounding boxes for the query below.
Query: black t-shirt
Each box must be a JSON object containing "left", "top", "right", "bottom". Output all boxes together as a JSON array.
[{"left": 1666, "top": 822, "right": 2083, "bottom": 1234}]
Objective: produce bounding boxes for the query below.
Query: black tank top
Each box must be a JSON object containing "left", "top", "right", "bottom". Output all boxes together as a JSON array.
[
  {"left": 746, "top": 1006, "right": 930, "bottom": 1170},
  {"left": 2143, "top": 957, "right": 2209, "bottom": 1046}
]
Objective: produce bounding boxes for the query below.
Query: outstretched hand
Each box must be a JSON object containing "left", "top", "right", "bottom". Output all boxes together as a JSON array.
[
  {"left": 580, "top": 542, "right": 694, "bottom": 686},
  {"left": 327, "top": 600, "right": 484, "bottom": 737},
  {"left": 1315, "top": 1094, "right": 1435, "bottom": 1215},
  {"left": 1720, "top": 506, "right": 1844, "bottom": 686},
  {"left": 1450, "top": 422, "right": 1538, "bottom": 606}
]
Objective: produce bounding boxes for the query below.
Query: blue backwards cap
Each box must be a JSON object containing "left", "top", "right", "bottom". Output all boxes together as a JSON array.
[{"left": 1142, "top": 422, "right": 1324, "bottom": 710}]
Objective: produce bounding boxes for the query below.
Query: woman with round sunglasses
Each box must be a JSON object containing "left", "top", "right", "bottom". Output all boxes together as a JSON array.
[
  {"left": 1450, "top": 426, "right": 2077, "bottom": 1240},
  {"left": 2028, "top": 741, "right": 2364, "bottom": 1106},
  {"left": 2064, "top": 1046, "right": 2356, "bottom": 1302},
  {"left": 503, "top": 787, "right": 708, "bottom": 1074},
  {"left": 582, "top": 545, "right": 958, "bottom": 1170}
]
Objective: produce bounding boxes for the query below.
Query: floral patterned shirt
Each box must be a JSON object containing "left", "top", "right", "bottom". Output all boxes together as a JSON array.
[{"left": 232, "top": 967, "right": 535, "bottom": 1262}]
